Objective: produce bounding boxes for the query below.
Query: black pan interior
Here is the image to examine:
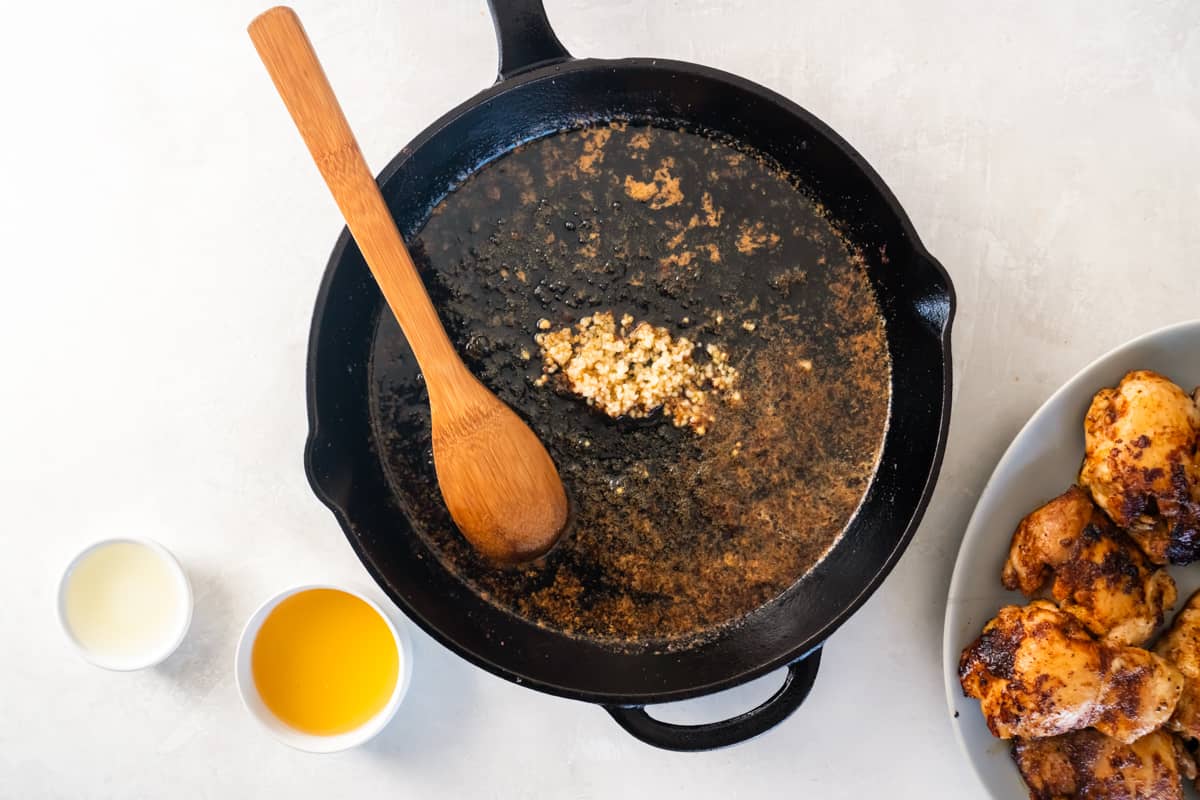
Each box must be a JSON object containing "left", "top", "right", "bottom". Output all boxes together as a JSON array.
[
  {"left": 371, "top": 121, "right": 891, "bottom": 648},
  {"left": 306, "top": 59, "right": 952, "bottom": 702}
]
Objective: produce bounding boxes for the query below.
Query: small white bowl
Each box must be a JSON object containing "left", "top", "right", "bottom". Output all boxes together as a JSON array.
[
  {"left": 234, "top": 584, "right": 413, "bottom": 753},
  {"left": 58, "top": 537, "right": 194, "bottom": 671}
]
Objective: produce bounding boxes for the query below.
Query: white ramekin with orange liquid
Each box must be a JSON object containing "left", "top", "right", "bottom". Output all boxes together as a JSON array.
[{"left": 234, "top": 584, "right": 413, "bottom": 752}]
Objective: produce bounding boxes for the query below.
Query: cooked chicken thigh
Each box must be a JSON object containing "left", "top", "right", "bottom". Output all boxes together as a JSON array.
[
  {"left": 959, "top": 601, "right": 1183, "bottom": 743},
  {"left": 1012, "top": 729, "right": 1196, "bottom": 800},
  {"left": 1002, "top": 486, "right": 1176, "bottom": 646},
  {"left": 1079, "top": 370, "right": 1200, "bottom": 564},
  {"left": 1155, "top": 589, "right": 1200, "bottom": 741}
]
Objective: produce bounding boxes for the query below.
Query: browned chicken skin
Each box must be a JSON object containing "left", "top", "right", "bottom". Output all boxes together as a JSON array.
[
  {"left": 1079, "top": 370, "right": 1200, "bottom": 564},
  {"left": 1155, "top": 589, "right": 1200, "bottom": 742},
  {"left": 1012, "top": 729, "right": 1196, "bottom": 800},
  {"left": 1002, "top": 486, "right": 1176, "bottom": 646},
  {"left": 960, "top": 601, "right": 1183, "bottom": 743}
]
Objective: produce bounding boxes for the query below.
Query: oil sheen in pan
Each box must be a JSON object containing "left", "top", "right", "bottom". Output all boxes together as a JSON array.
[{"left": 369, "top": 122, "right": 891, "bottom": 651}]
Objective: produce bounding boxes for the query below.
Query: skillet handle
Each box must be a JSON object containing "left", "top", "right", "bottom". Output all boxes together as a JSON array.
[
  {"left": 487, "top": 0, "right": 572, "bottom": 81},
  {"left": 603, "top": 648, "right": 823, "bottom": 751}
]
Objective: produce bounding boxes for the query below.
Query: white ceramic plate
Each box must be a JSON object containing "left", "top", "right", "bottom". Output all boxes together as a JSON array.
[{"left": 943, "top": 319, "right": 1200, "bottom": 798}]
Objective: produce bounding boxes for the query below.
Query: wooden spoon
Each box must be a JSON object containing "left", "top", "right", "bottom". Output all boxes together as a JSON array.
[{"left": 249, "top": 6, "right": 568, "bottom": 564}]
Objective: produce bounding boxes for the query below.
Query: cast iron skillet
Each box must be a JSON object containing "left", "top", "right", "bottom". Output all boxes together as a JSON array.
[{"left": 305, "top": 0, "right": 955, "bottom": 750}]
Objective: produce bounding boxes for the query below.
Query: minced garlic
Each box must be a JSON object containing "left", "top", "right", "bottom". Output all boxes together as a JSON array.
[{"left": 533, "top": 311, "right": 741, "bottom": 435}]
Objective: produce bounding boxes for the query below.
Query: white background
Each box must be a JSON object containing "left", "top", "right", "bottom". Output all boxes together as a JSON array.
[{"left": 2, "top": 0, "right": 1198, "bottom": 797}]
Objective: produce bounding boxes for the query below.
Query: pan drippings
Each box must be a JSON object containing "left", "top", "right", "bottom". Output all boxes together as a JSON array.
[{"left": 369, "top": 123, "right": 891, "bottom": 649}]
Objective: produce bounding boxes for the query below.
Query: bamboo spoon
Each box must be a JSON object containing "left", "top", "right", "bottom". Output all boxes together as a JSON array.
[{"left": 249, "top": 6, "right": 568, "bottom": 564}]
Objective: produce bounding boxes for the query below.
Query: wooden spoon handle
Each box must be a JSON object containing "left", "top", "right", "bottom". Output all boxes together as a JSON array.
[{"left": 249, "top": 6, "right": 460, "bottom": 376}]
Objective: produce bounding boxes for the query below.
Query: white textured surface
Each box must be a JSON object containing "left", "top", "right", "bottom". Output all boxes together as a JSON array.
[{"left": 1, "top": 1, "right": 1198, "bottom": 797}]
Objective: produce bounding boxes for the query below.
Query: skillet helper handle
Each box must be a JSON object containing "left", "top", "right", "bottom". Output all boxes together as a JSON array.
[
  {"left": 487, "top": 0, "right": 572, "bottom": 81},
  {"left": 247, "top": 6, "right": 461, "bottom": 377},
  {"left": 604, "top": 648, "right": 823, "bottom": 751}
]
